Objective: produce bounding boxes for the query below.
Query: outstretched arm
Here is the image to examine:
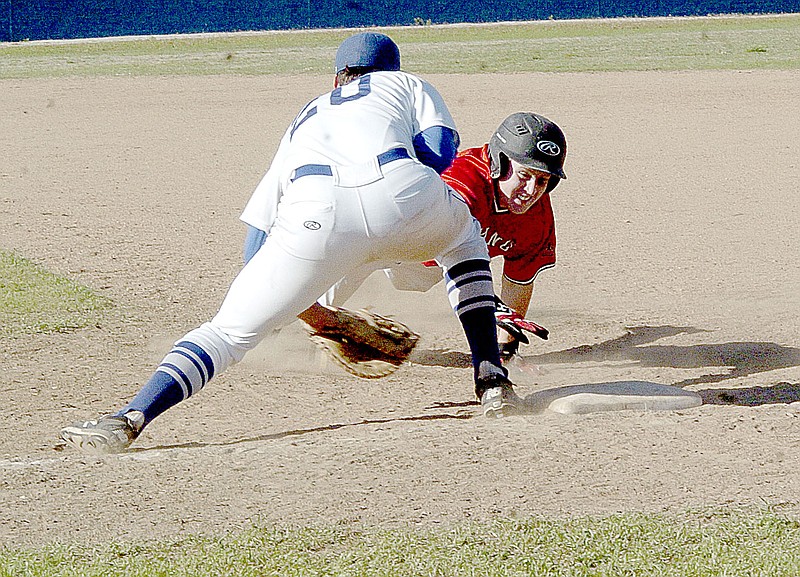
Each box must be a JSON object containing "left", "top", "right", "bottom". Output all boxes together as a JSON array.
[{"left": 499, "top": 278, "right": 534, "bottom": 342}]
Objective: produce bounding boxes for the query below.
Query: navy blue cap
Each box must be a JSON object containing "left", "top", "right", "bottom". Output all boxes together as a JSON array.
[{"left": 334, "top": 32, "right": 401, "bottom": 74}]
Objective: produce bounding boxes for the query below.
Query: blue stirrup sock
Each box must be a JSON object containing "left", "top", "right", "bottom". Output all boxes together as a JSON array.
[{"left": 118, "top": 339, "right": 216, "bottom": 426}]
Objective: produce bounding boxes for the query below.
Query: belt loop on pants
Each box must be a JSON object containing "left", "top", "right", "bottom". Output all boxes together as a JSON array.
[{"left": 291, "top": 147, "right": 410, "bottom": 182}]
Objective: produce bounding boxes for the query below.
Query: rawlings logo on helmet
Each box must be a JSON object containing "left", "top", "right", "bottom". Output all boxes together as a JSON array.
[{"left": 537, "top": 140, "right": 561, "bottom": 156}]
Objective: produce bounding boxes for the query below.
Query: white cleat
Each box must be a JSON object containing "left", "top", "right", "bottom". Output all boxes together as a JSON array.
[{"left": 60, "top": 411, "right": 144, "bottom": 454}]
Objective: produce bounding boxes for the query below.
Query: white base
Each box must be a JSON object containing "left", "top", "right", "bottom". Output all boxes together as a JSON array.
[{"left": 523, "top": 381, "right": 703, "bottom": 415}]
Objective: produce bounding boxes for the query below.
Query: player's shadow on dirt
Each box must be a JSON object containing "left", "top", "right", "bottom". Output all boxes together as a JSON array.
[
  {"left": 137, "top": 412, "right": 474, "bottom": 453},
  {"left": 699, "top": 382, "right": 800, "bottom": 406},
  {"left": 411, "top": 325, "right": 800, "bottom": 407}
]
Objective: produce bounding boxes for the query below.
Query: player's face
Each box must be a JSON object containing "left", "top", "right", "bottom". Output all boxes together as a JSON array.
[{"left": 498, "top": 160, "right": 551, "bottom": 214}]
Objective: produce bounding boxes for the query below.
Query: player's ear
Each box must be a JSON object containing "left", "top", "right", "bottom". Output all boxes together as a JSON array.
[{"left": 334, "top": 69, "right": 347, "bottom": 88}]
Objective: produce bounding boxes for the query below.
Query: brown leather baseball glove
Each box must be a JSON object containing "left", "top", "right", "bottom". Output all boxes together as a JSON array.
[{"left": 305, "top": 306, "right": 420, "bottom": 378}]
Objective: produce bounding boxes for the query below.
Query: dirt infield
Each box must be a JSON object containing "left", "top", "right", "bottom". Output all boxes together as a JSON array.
[{"left": 2, "top": 70, "right": 799, "bottom": 546}]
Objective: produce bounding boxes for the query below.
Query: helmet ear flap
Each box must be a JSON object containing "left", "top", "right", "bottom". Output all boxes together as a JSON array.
[
  {"left": 499, "top": 154, "right": 511, "bottom": 180},
  {"left": 545, "top": 175, "right": 561, "bottom": 193},
  {"left": 489, "top": 149, "right": 511, "bottom": 180},
  {"left": 489, "top": 144, "right": 501, "bottom": 179}
]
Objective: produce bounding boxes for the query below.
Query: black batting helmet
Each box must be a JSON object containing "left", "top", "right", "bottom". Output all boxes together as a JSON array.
[{"left": 489, "top": 112, "right": 567, "bottom": 192}]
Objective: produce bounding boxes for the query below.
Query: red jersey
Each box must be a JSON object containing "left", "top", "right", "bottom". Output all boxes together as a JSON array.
[{"left": 441, "top": 145, "right": 556, "bottom": 285}]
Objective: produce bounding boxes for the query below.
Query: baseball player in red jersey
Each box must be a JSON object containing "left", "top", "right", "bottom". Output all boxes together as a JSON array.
[
  {"left": 443, "top": 112, "right": 566, "bottom": 359},
  {"left": 314, "top": 112, "right": 567, "bottom": 361}
]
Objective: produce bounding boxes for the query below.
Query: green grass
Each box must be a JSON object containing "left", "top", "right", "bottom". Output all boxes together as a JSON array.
[
  {"left": 1, "top": 14, "right": 799, "bottom": 78},
  {"left": 2, "top": 509, "right": 800, "bottom": 576},
  {"left": 0, "top": 250, "right": 111, "bottom": 337}
]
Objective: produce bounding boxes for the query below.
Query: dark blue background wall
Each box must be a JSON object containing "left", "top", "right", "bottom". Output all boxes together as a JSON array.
[{"left": 2, "top": 0, "right": 798, "bottom": 42}]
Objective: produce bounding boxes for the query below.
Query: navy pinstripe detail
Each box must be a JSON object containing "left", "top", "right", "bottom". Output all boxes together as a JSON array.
[
  {"left": 458, "top": 295, "right": 495, "bottom": 308},
  {"left": 449, "top": 270, "right": 493, "bottom": 283},
  {"left": 455, "top": 295, "right": 495, "bottom": 313},
  {"left": 446, "top": 259, "right": 491, "bottom": 279},
  {"left": 159, "top": 363, "right": 193, "bottom": 397},
  {"left": 176, "top": 340, "right": 216, "bottom": 381},
  {"left": 447, "top": 272, "right": 493, "bottom": 293},
  {"left": 173, "top": 348, "right": 208, "bottom": 387}
]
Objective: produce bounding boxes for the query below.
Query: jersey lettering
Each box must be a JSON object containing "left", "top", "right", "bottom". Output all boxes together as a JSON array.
[
  {"left": 481, "top": 227, "right": 515, "bottom": 252},
  {"left": 290, "top": 76, "right": 373, "bottom": 140},
  {"left": 290, "top": 104, "right": 317, "bottom": 139},
  {"left": 330, "top": 76, "right": 372, "bottom": 104},
  {"left": 485, "top": 230, "right": 503, "bottom": 247}
]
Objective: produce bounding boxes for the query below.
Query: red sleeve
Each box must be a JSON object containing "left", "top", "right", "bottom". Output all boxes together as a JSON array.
[{"left": 441, "top": 146, "right": 494, "bottom": 222}]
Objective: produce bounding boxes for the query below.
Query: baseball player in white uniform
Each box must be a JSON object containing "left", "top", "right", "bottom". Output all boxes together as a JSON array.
[{"left": 60, "top": 32, "right": 522, "bottom": 455}]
